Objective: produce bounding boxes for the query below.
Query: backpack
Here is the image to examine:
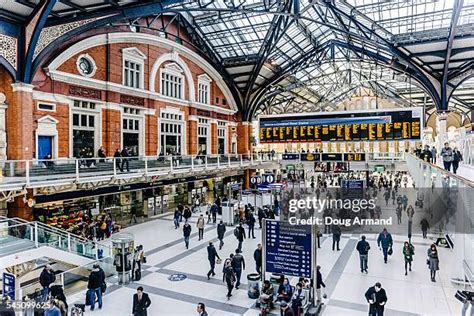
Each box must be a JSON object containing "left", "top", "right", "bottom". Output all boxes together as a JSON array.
[{"left": 234, "top": 227, "right": 239, "bottom": 238}]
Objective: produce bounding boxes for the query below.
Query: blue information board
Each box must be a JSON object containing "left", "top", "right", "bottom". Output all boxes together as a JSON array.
[
  {"left": 341, "top": 179, "right": 365, "bottom": 189},
  {"left": 265, "top": 220, "right": 312, "bottom": 278},
  {"left": 2, "top": 272, "right": 15, "bottom": 300}
]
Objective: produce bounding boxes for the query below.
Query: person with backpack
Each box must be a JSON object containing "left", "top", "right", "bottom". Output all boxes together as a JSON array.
[
  {"left": 206, "top": 241, "right": 220, "bottom": 280},
  {"left": 197, "top": 214, "right": 205, "bottom": 241},
  {"left": 183, "top": 206, "right": 192, "bottom": 222},
  {"left": 223, "top": 256, "right": 236, "bottom": 299},
  {"left": 232, "top": 248, "right": 246, "bottom": 289},
  {"left": 217, "top": 220, "right": 226, "bottom": 250},
  {"left": 356, "top": 235, "right": 370, "bottom": 273},
  {"left": 402, "top": 241, "right": 415, "bottom": 276},
  {"left": 183, "top": 221, "right": 192, "bottom": 249},
  {"left": 87, "top": 265, "right": 103, "bottom": 311},
  {"left": 235, "top": 223, "right": 246, "bottom": 252},
  {"left": 377, "top": 228, "right": 393, "bottom": 264}
]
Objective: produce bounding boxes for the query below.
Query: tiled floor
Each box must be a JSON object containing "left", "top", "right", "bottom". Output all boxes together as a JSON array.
[{"left": 69, "top": 209, "right": 465, "bottom": 316}]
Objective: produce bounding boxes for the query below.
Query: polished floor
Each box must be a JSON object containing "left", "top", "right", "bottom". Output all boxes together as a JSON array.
[{"left": 68, "top": 208, "right": 464, "bottom": 316}]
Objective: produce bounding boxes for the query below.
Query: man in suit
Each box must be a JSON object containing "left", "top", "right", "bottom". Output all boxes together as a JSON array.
[
  {"left": 207, "top": 242, "right": 221, "bottom": 280},
  {"left": 132, "top": 286, "right": 151, "bottom": 316},
  {"left": 365, "top": 282, "right": 387, "bottom": 316}
]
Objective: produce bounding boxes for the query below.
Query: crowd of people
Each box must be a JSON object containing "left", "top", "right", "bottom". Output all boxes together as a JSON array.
[{"left": 415, "top": 142, "right": 463, "bottom": 174}]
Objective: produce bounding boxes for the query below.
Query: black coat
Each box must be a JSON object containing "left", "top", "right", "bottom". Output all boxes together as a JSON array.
[
  {"left": 87, "top": 270, "right": 102, "bottom": 289},
  {"left": 132, "top": 293, "right": 151, "bottom": 316},
  {"left": 217, "top": 223, "right": 226, "bottom": 239},
  {"left": 207, "top": 245, "right": 220, "bottom": 262},
  {"left": 183, "top": 224, "right": 191, "bottom": 237},
  {"left": 253, "top": 248, "right": 262, "bottom": 265},
  {"left": 39, "top": 269, "right": 55, "bottom": 288},
  {"left": 365, "top": 286, "right": 387, "bottom": 306}
]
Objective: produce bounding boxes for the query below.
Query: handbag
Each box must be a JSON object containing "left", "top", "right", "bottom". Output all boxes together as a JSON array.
[
  {"left": 387, "top": 247, "right": 393, "bottom": 256},
  {"left": 426, "top": 259, "right": 430, "bottom": 265},
  {"left": 101, "top": 282, "right": 107, "bottom": 293},
  {"left": 216, "top": 258, "right": 222, "bottom": 264}
]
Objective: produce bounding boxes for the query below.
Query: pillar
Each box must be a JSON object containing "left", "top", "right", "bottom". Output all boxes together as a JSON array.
[
  {"left": 244, "top": 169, "right": 254, "bottom": 189},
  {"left": 188, "top": 118, "right": 198, "bottom": 155},
  {"left": 437, "top": 111, "right": 448, "bottom": 150},
  {"left": 7, "top": 83, "right": 34, "bottom": 160},
  {"left": 237, "top": 121, "right": 252, "bottom": 154},
  {"left": 210, "top": 120, "right": 218, "bottom": 154},
  {"left": 102, "top": 108, "right": 121, "bottom": 156},
  {"left": 9, "top": 193, "right": 33, "bottom": 221},
  {"left": 0, "top": 93, "right": 8, "bottom": 160}
]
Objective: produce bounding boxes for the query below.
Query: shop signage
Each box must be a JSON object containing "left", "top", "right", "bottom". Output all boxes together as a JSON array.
[
  {"left": 69, "top": 85, "right": 101, "bottom": 100},
  {"left": 282, "top": 154, "right": 299, "bottom": 160},
  {"left": 321, "top": 153, "right": 343, "bottom": 161},
  {"left": 343, "top": 153, "right": 366, "bottom": 162},
  {"left": 265, "top": 220, "right": 312, "bottom": 278},
  {"left": 2, "top": 272, "right": 15, "bottom": 300},
  {"left": 250, "top": 176, "right": 262, "bottom": 185},
  {"left": 120, "top": 94, "right": 145, "bottom": 106},
  {"left": 341, "top": 179, "right": 365, "bottom": 189}
]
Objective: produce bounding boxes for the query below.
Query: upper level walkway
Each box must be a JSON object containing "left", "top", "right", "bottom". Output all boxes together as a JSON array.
[{"left": 0, "top": 152, "right": 405, "bottom": 192}]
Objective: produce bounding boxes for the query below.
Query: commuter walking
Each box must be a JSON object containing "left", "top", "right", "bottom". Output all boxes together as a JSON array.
[
  {"left": 235, "top": 223, "right": 246, "bottom": 252},
  {"left": 247, "top": 212, "right": 256, "bottom": 238},
  {"left": 114, "top": 149, "right": 122, "bottom": 172},
  {"left": 173, "top": 208, "right": 181, "bottom": 229},
  {"left": 431, "top": 146, "right": 437, "bottom": 164},
  {"left": 183, "top": 206, "right": 192, "bottom": 222},
  {"left": 197, "top": 214, "right": 205, "bottom": 240},
  {"left": 183, "top": 221, "right": 192, "bottom": 249},
  {"left": 223, "top": 257, "right": 236, "bottom": 299},
  {"left": 441, "top": 142, "right": 453, "bottom": 171},
  {"left": 365, "top": 282, "right": 387, "bottom": 316},
  {"left": 316, "top": 265, "right": 326, "bottom": 303},
  {"left": 377, "top": 228, "right": 393, "bottom": 264},
  {"left": 87, "top": 265, "right": 103, "bottom": 311},
  {"left": 196, "top": 302, "right": 208, "bottom": 316},
  {"left": 332, "top": 224, "right": 341, "bottom": 251},
  {"left": 217, "top": 220, "right": 226, "bottom": 250},
  {"left": 129, "top": 205, "right": 138, "bottom": 224},
  {"left": 39, "top": 265, "right": 56, "bottom": 301},
  {"left": 121, "top": 147, "right": 130, "bottom": 172},
  {"left": 132, "top": 286, "right": 151, "bottom": 316},
  {"left": 427, "top": 244, "right": 439, "bottom": 282},
  {"left": 253, "top": 243, "right": 262, "bottom": 274},
  {"left": 453, "top": 148, "right": 463, "bottom": 174},
  {"left": 210, "top": 202, "right": 218, "bottom": 224},
  {"left": 420, "top": 218, "right": 430, "bottom": 239},
  {"left": 232, "top": 248, "right": 245, "bottom": 289},
  {"left": 206, "top": 242, "right": 221, "bottom": 279},
  {"left": 356, "top": 235, "right": 370, "bottom": 273},
  {"left": 402, "top": 241, "right": 415, "bottom": 275}
]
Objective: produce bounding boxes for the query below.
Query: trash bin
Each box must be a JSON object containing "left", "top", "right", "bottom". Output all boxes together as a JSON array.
[{"left": 247, "top": 273, "right": 260, "bottom": 299}]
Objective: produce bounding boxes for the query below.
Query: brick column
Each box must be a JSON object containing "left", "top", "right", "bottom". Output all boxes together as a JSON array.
[
  {"left": 237, "top": 121, "right": 252, "bottom": 154},
  {"left": 7, "top": 83, "right": 34, "bottom": 160},
  {"left": 188, "top": 117, "right": 198, "bottom": 155},
  {"left": 145, "top": 114, "right": 158, "bottom": 155},
  {"left": 244, "top": 169, "right": 255, "bottom": 189},
  {"left": 102, "top": 108, "right": 121, "bottom": 156},
  {"left": 0, "top": 93, "right": 8, "bottom": 160},
  {"left": 210, "top": 120, "right": 218, "bottom": 154}
]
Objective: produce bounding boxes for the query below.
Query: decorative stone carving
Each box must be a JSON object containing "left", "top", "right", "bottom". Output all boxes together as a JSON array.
[
  {"left": 33, "top": 19, "right": 95, "bottom": 60},
  {"left": 120, "top": 94, "right": 145, "bottom": 106},
  {"left": 196, "top": 109, "right": 211, "bottom": 117},
  {"left": 0, "top": 34, "right": 17, "bottom": 69},
  {"left": 69, "top": 85, "right": 101, "bottom": 100},
  {"left": 216, "top": 113, "right": 229, "bottom": 120}
]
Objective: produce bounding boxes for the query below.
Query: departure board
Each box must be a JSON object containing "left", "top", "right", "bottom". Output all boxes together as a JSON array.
[{"left": 259, "top": 108, "right": 423, "bottom": 143}]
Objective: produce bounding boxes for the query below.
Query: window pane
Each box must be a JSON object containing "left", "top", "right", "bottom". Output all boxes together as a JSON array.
[
  {"left": 73, "top": 114, "right": 79, "bottom": 126},
  {"left": 81, "top": 115, "right": 87, "bottom": 127},
  {"left": 123, "top": 119, "right": 127, "bottom": 129},
  {"left": 135, "top": 120, "right": 139, "bottom": 130},
  {"left": 89, "top": 116, "right": 94, "bottom": 127}
]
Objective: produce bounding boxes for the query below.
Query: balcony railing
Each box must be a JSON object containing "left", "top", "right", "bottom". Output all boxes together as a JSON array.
[{"left": 0, "top": 154, "right": 275, "bottom": 190}]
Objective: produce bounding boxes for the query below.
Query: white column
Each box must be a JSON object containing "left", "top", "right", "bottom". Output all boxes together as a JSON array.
[
  {"left": 437, "top": 112, "right": 448, "bottom": 150},
  {"left": 0, "top": 93, "right": 7, "bottom": 160}
]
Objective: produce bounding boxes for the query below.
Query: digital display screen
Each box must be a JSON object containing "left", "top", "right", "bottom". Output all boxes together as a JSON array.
[{"left": 259, "top": 108, "right": 422, "bottom": 143}]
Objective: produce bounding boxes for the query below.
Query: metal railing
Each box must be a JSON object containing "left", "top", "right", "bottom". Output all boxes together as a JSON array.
[
  {"left": 0, "top": 216, "right": 112, "bottom": 260},
  {"left": 0, "top": 154, "right": 272, "bottom": 189}
]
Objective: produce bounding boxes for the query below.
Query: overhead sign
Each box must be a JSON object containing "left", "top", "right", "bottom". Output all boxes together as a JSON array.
[
  {"left": 259, "top": 108, "right": 422, "bottom": 143},
  {"left": 341, "top": 180, "right": 365, "bottom": 189},
  {"left": 265, "top": 220, "right": 312, "bottom": 278},
  {"left": 3, "top": 272, "right": 15, "bottom": 300}
]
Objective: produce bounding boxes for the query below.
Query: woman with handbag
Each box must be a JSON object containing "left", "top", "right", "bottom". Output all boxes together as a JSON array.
[{"left": 427, "top": 244, "right": 439, "bottom": 282}]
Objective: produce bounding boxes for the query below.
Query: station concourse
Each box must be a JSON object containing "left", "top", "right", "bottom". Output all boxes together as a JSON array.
[{"left": 0, "top": 1, "right": 473, "bottom": 315}]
